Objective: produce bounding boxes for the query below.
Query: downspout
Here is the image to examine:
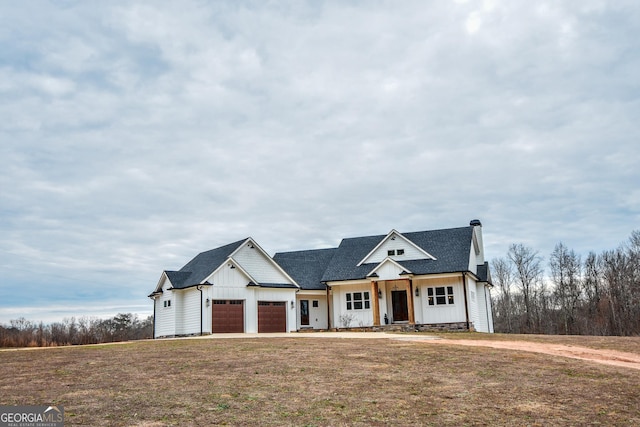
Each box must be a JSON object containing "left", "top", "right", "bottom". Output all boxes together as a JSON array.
[
  {"left": 485, "top": 285, "right": 492, "bottom": 333},
  {"left": 197, "top": 285, "right": 203, "bottom": 336},
  {"left": 152, "top": 297, "right": 156, "bottom": 339},
  {"left": 325, "top": 284, "right": 331, "bottom": 330},
  {"left": 462, "top": 272, "right": 470, "bottom": 331}
]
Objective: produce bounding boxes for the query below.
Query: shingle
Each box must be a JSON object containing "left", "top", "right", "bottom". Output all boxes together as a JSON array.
[
  {"left": 273, "top": 248, "right": 337, "bottom": 290},
  {"left": 321, "top": 226, "right": 474, "bottom": 282},
  {"left": 170, "top": 238, "right": 247, "bottom": 289}
]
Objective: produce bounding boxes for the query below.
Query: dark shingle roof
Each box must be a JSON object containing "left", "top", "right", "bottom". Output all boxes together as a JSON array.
[
  {"left": 321, "top": 226, "right": 474, "bottom": 282},
  {"left": 168, "top": 238, "right": 247, "bottom": 289},
  {"left": 273, "top": 248, "right": 337, "bottom": 290}
]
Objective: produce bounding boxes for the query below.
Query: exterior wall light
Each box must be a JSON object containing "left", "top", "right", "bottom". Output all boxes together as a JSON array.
[
  {"left": 206, "top": 298, "right": 210, "bottom": 307},
  {"left": 415, "top": 288, "right": 420, "bottom": 297}
]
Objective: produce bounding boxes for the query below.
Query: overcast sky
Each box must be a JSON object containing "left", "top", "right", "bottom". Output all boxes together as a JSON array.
[{"left": 1, "top": 1, "right": 639, "bottom": 324}]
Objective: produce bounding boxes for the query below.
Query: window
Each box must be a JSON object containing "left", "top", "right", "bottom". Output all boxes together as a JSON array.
[
  {"left": 397, "top": 249, "right": 405, "bottom": 255},
  {"left": 312, "top": 300, "right": 319, "bottom": 308},
  {"left": 387, "top": 249, "right": 396, "bottom": 256},
  {"left": 164, "top": 300, "right": 171, "bottom": 308},
  {"left": 427, "top": 286, "right": 454, "bottom": 306},
  {"left": 346, "top": 292, "right": 370, "bottom": 310}
]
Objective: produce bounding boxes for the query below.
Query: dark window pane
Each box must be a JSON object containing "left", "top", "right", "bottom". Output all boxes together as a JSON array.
[
  {"left": 447, "top": 286, "right": 453, "bottom": 295},
  {"left": 364, "top": 300, "right": 370, "bottom": 309},
  {"left": 388, "top": 250, "right": 395, "bottom": 256},
  {"left": 346, "top": 294, "right": 352, "bottom": 302},
  {"left": 312, "top": 300, "right": 319, "bottom": 308},
  {"left": 427, "top": 288, "right": 434, "bottom": 296},
  {"left": 364, "top": 292, "right": 370, "bottom": 300},
  {"left": 436, "top": 296, "right": 446, "bottom": 305},
  {"left": 354, "top": 292, "right": 362, "bottom": 301},
  {"left": 347, "top": 302, "right": 352, "bottom": 310},
  {"left": 428, "top": 297, "right": 434, "bottom": 306},
  {"left": 354, "top": 301, "right": 363, "bottom": 310},
  {"left": 448, "top": 295, "right": 454, "bottom": 304},
  {"left": 435, "top": 287, "right": 445, "bottom": 296},
  {"left": 397, "top": 249, "right": 405, "bottom": 255}
]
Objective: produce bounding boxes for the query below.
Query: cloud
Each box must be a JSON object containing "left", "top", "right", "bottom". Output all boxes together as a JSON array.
[{"left": 1, "top": 0, "right": 639, "bottom": 323}]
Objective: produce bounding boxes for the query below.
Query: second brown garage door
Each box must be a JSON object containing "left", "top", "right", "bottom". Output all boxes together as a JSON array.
[
  {"left": 258, "top": 301, "right": 287, "bottom": 333},
  {"left": 212, "top": 300, "right": 244, "bottom": 333}
]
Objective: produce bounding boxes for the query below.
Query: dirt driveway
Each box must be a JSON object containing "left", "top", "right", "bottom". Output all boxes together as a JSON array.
[{"left": 393, "top": 335, "right": 640, "bottom": 370}]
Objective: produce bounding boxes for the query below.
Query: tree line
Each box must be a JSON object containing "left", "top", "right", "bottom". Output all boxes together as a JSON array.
[
  {"left": 0, "top": 313, "right": 152, "bottom": 348},
  {"left": 491, "top": 230, "right": 640, "bottom": 336}
]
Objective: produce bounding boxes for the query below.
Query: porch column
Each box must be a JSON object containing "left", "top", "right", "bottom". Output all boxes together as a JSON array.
[
  {"left": 407, "top": 279, "right": 415, "bottom": 325},
  {"left": 371, "top": 281, "right": 380, "bottom": 326}
]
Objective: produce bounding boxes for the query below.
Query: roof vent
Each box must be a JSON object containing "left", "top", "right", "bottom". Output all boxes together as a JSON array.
[{"left": 470, "top": 219, "right": 482, "bottom": 227}]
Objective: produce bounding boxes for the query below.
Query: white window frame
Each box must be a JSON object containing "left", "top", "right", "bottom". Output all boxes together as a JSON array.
[
  {"left": 163, "top": 299, "right": 171, "bottom": 308},
  {"left": 346, "top": 291, "right": 371, "bottom": 311},
  {"left": 427, "top": 286, "right": 454, "bottom": 306}
]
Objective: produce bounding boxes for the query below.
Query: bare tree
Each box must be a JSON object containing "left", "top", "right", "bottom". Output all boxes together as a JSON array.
[
  {"left": 507, "top": 243, "right": 543, "bottom": 333},
  {"left": 491, "top": 257, "right": 516, "bottom": 332},
  {"left": 549, "top": 242, "right": 582, "bottom": 334}
]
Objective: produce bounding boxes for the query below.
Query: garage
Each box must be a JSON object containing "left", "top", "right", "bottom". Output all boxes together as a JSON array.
[
  {"left": 211, "top": 300, "right": 244, "bottom": 333},
  {"left": 257, "top": 301, "right": 287, "bottom": 333}
]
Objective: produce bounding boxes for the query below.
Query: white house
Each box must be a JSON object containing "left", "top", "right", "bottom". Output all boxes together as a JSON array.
[{"left": 149, "top": 220, "right": 494, "bottom": 337}]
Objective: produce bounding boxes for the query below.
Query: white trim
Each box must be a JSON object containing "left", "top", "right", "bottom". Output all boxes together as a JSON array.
[
  {"left": 202, "top": 257, "right": 259, "bottom": 286},
  {"left": 229, "top": 238, "right": 300, "bottom": 288},
  {"left": 366, "top": 257, "right": 413, "bottom": 277},
  {"left": 356, "top": 229, "right": 436, "bottom": 266}
]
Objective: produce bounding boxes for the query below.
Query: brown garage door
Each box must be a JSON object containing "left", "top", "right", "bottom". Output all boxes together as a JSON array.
[
  {"left": 212, "top": 300, "right": 244, "bottom": 333},
  {"left": 258, "top": 301, "right": 287, "bottom": 333}
]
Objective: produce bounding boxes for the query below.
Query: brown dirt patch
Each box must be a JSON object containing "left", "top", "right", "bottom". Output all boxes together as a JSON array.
[{"left": 414, "top": 338, "right": 640, "bottom": 370}]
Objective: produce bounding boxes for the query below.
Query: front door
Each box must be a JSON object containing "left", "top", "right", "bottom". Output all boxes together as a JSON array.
[
  {"left": 391, "top": 290, "right": 409, "bottom": 322},
  {"left": 300, "top": 300, "right": 310, "bottom": 326}
]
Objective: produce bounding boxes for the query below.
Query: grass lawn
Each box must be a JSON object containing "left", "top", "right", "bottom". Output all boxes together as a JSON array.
[{"left": 1, "top": 335, "right": 639, "bottom": 426}]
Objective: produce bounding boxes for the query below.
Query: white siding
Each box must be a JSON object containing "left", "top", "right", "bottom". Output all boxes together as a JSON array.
[
  {"left": 373, "top": 260, "right": 405, "bottom": 281},
  {"left": 176, "top": 289, "right": 202, "bottom": 335},
  {"left": 297, "top": 294, "right": 328, "bottom": 330},
  {"left": 364, "top": 233, "right": 431, "bottom": 264},
  {"left": 474, "top": 282, "right": 491, "bottom": 333},
  {"left": 467, "top": 277, "right": 479, "bottom": 330},
  {"left": 232, "top": 244, "right": 293, "bottom": 284},
  {"left": 210, "top": 263, "right": 253, "bottom": 287},
  {"left": 332, "top": 284, "right": 374, "bottom": 328},
  {"left": 416, "top": 277, "right": 466, "bottom": 324},
  {"left": 154, "top": 276, "right": 175, "bottom": 337}
]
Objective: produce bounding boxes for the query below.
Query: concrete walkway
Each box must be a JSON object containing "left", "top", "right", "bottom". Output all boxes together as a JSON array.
[{"left": 180, "top": 331, "right": 441, "bottom": 341}]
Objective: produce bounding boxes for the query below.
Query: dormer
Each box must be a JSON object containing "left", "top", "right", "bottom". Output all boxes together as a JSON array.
[{"left": 357, "top": 229, "right": 436, "bottom": 266}]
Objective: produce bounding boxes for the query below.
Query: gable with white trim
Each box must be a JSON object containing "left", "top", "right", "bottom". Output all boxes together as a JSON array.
[{"left": 358, "top": 230, "right": 435, "bottom": 265}]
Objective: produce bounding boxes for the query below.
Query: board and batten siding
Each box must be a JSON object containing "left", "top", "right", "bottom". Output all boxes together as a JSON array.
[
  {"left": 467, "top": 276, "right": 479, "bottom": 330},
  {"left": 363, "top": 234, "right": 430, "bottom": 264},
  {"left": 154, "top": 277, "right": 175, "bottom": 338},
  {"left": 232, "top": 244, "right": 293, "bottom": 285},
  {"left": 296, "top": 294, "right": 328, "bottom": 330},
  {"left": 332, "top": 283, "right": 374, "bottom": 328},
  {"left": 415, "top": 276, "right": 466, "bottom": 324},
  {"left": 176, "top": 289, "right": 202, "bottom": 335},
  {"left": 473, "top": 282, "right": 492, "bottom": 333}
]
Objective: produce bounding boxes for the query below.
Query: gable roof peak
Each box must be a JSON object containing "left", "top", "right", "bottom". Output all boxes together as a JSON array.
[{"left": 356, "top": 229, "right": 436, "bottom": 266}]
